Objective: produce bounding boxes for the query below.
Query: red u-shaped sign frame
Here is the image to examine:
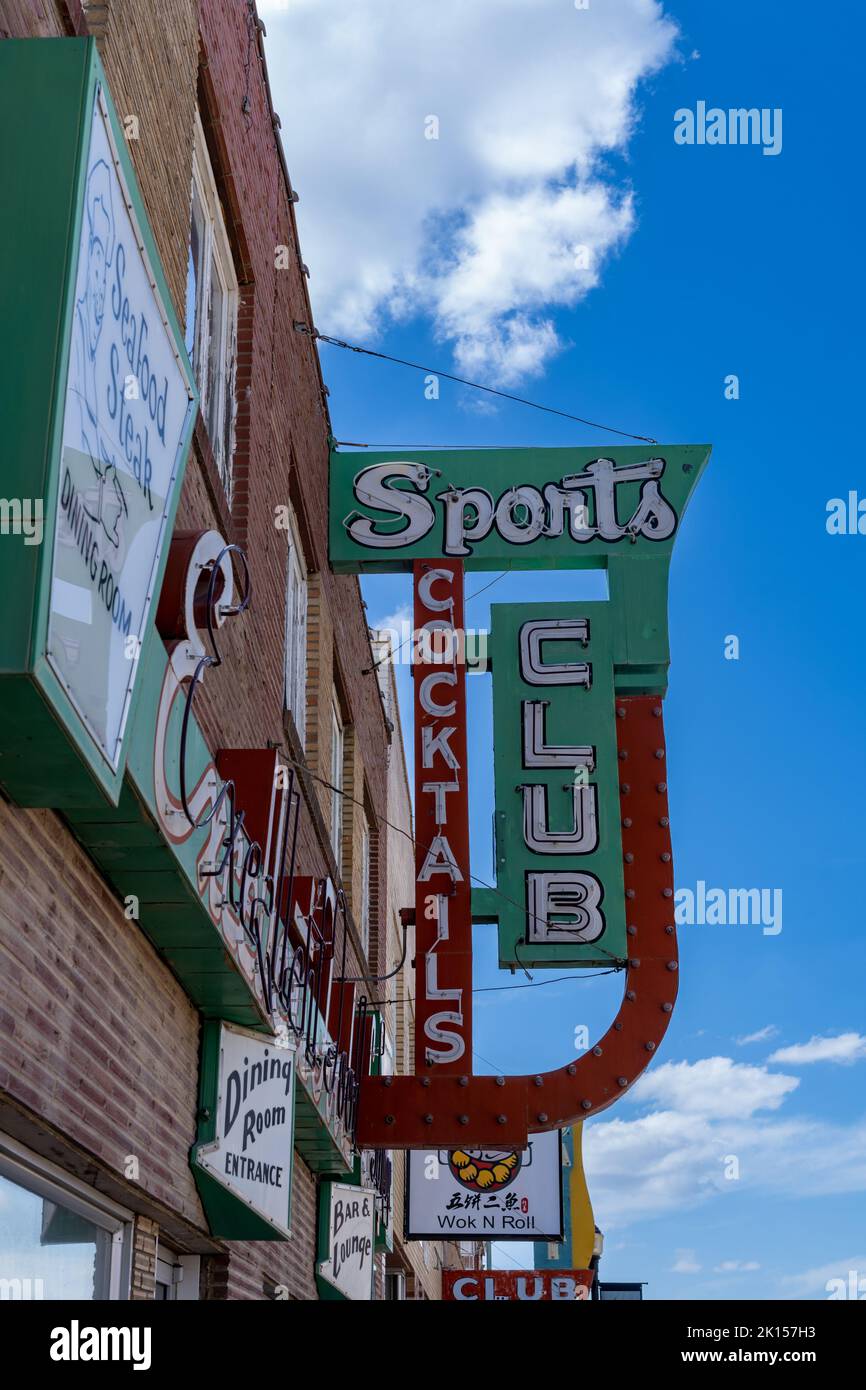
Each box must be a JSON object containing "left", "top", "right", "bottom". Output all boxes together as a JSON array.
[{"left": 356, "top": 561, "right": 678, "bottom": 1149}]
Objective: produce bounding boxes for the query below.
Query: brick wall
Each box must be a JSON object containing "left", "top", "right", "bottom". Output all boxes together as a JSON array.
[
  {"left": 0, "top": 0, "right": 393, "bottom": 1300},
  {"left": 131, "top": 1216, "right": 158, "bottom": 1300}
]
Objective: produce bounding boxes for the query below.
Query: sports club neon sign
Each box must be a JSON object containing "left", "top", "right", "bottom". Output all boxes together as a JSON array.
[{"left": 329, "top": 445, "right": 710, "bottom": 1150}]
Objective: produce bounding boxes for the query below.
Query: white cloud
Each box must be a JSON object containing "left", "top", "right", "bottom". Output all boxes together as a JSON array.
[
  {"left": 261, "top": 0, "right": 679, "bottom": 383},
  {"left": 369, "top": 602, "right": 412, "bottom": 636},
  {"left": 780, "top": 1257, "right": 866, "bottom": 1299},
  {"left": 629, "top": 1055, "right": 799, "bottom": 1119},
  {"left": 736, "top": 1025, "right": 779, "bottom": 1046},
  {"left": 671, "top": 1249, "right": 701, "bottom": 1273},
  {"left": 584, "top": 1057, "right": 866, "bottom": 1229},
  {"left": 714, "top": 1260, "right": 760, "bottom": 1273},
  {"left": 768, "top": 1033, "right": 866, "bottom": 1067}
]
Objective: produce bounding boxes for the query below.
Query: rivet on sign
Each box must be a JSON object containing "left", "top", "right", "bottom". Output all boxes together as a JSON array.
[
  {"left": 581, "top": 1100, "right": 592, "bottom": 1110},
  {"left": 622, "top": 817, "right": 632, "bottom": 828},
  {"left": 423, "top": 1114, "right": 433, "bottom": 1124},
  {"left": 626, "top": 888, "right": 636, "bottom": 899},
  {"left": 618, "top": 750, "right": 628, "bottom": 761},
  {"left": 385, "top": 1115, "right": 395, "bottom": 1125},
  {"left": 592, "top": 1045, "right": 603, "bottom": 1057},
  {"left": 616, "top": 707, "right": 626, "bottom": 718},
  {"left": 567, "top": 1063, "right": 577, "bottom": 1075},
  {"left": 656, "top": 782, "right": 667, "bottom": 793},
  {"left": 497, "top": 1114, "right": 508, "bottom": 1125},
  {"left": 662, "top": 1002, "right": 673, "bottom": 1013},
  {"left": 624, "top": 852, "right": 634, "bottom": 863},
  {"left": 458, "top": 1075, "right": 469, "bottom": 1086},
  {"left": 614, "top": 1021, "right": 623, "bottom": 1032},
  {"left": 627, "top": 925, "right": 637, "bottom": 936},
  {"left": 495, "top": 1075, "right": 506, "bottom": 1087},
  {"left": 645, "top": 1041, "right": 656, "bottom": 1052},
  {"left": 626, "top": 989, "right": 637, "bottom": 1002},
  {"left": 458, "top": 1114, "right": 469, "bottom": 1125},
  {"left": 420, "top": 1076, "right": 431, "bottom": 1087},
  {"left": 383, "top": 1076, "right": 393, "bottom": 1086},
  {"left": 660, "top": 851, "right": 671, "bottom": 863},
  {"left": 617, "top": 1077, "right": 628, "bottom": 1088},
  {"left": 665, "top": 924, "right": 675, "bottom": 935},
  {"left": 628, "top": 958, "right": 641, "bottom": 969},
  {"left": 621, "top": 783, "right": 631, "bottom": 795},
  {"left": 534, "top": 1075, "right": 544, "bottom": 1087},
  {"left": 663, "top": 887, "right": 673, "bottom": 898},
  {"left": 537, "top": 1112, "right": 549, "bottom": 1124},
  {"left": 659, "top": 816, "right": 669, "bottom": 827},
  {"left": 654, "top": 749, "right": 665, "bottom": 759},
  {"left": 652, "top": 706, "right": 662, "bottom": 717},
  {"left": 667, "top": 961, "right": 678, "bottom": 972}
]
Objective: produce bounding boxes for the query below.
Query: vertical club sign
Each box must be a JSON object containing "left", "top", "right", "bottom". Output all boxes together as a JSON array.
[{"left": 413, "top": 560, "right": 473, "bottom": 1073}]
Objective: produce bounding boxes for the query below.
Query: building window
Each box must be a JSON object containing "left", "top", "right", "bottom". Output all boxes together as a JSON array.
[
  {"left": 359, "top": 812, "right": 371, "bottom": 954},
  {"left": 0, "top": 1137, "right": 131, "bottom": 1300},
  {"left": 283, "top": 511, "right": 308, "bottom": 746},
  {"left": 186, "top": 113, "right": 239, "bottom": 497},
  {"left": 330, "top": 698, "right": 344, "bottom": 861}
]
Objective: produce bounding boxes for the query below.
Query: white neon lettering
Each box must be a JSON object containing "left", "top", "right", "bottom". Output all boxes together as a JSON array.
[{"left": 420, "top": 670, "right": 457, "bottom": 717}]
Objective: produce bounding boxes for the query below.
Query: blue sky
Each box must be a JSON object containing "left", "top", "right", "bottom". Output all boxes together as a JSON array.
[{"left": 263, "top": 1, "right": 866, "bottom": 1298}]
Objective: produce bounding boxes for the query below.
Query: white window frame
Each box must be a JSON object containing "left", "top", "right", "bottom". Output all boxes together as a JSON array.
[
  {"left": 283, "top": 508, "right": 308, "bottom": 747},
  {"left": 330, "top": 697, "right": 344, "bottom": 862},
  {"left": 0, "top": 1134, "right": 133, "bottom": 1300},
  {"left": 189, "top": 112, "right": 239, "bottom": 497},
  {"left": 359, "top": 811, "right": 371, "bottom": 954},
  {"left": 154, "top": 1241, "right": 200, "bottom": 1302}
]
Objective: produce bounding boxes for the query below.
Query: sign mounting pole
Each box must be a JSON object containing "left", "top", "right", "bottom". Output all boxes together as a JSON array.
[{"left": 413, "top": 559, "right": 473, "bottom": 1076}]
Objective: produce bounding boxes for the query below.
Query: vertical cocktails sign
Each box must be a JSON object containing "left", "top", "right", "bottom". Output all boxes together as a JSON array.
[{"left": 413, "top": 560, "right": 473, "bottom": 1070}]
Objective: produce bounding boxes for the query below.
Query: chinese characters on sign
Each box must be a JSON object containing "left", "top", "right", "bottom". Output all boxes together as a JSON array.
[{"left": 406, "top": 1130, "right": 563, "bottom": 1239}]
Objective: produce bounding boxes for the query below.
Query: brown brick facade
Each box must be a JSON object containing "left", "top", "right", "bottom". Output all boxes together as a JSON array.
[{"left": 0, "top": 0, "right": 395, "bottom": 1301}]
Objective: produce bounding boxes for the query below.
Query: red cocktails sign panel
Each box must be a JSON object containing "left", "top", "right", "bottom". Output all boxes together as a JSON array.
[{"left": 413, "top": 559, "right": 473, "bottom": 1074}]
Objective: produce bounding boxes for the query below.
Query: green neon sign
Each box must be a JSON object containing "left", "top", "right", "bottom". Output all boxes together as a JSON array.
[
  {"left": 479, "top": 601, "right": 627, "bottom": 969},
  {"left": 329, "top": 444, "right": 710, "bottom": 573}
]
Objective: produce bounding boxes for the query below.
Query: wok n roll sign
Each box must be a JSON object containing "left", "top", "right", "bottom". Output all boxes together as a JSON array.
[{"left": 334, "top": 446, "right": 710, "bottom": 1150}]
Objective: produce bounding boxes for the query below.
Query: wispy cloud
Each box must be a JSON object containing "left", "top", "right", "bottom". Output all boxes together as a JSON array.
[
  {"left": 768, "top": 1033, "right": 866, "bottom": 1067},
  {"left": 736, "top": 1025, "right": 779, "bottom": 1046}
]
